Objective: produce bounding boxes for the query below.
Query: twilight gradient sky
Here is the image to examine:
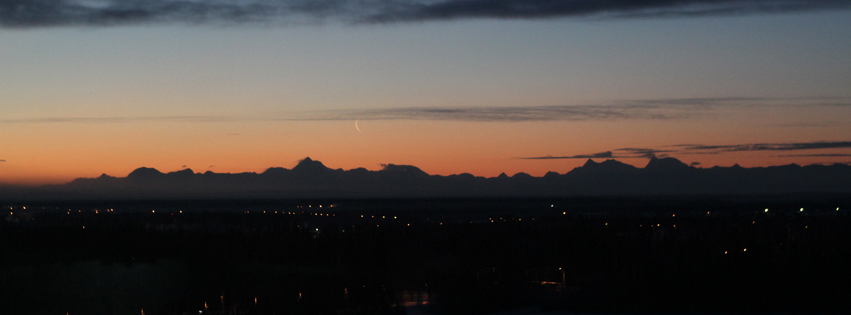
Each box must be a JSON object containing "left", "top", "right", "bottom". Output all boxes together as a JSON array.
[{"left": 1, "top": 1, "right": 850, "bottom": 185}]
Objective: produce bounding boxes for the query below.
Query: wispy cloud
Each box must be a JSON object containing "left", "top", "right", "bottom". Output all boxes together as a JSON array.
[
  {"left": 0, "top": 103, "right": 717, "bottom": 124},
  {"left": 1, "top": 97, "right": 847, "bottom": 124},
  {"left": 615, "top": 148, "right": 675, "bottom": 158},
  {"left": 1, "top": 0, "right": 848, "bottom": 28},
  {"left": 776, "top": 153, "right": 851, "bottom": 157},
  {"left": 0, "top": 116, "right": 238, "bottom": 124},
  {"left": 0, "top": 101, "right": 704, "bottom": 124},
  {"left": 304, "top": 103, "right": 713, "bottom": 122}
]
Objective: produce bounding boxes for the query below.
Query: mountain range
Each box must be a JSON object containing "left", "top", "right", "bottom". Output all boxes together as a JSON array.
[{"left": 4, "top": 157, "right": 851, "bottom": 200}]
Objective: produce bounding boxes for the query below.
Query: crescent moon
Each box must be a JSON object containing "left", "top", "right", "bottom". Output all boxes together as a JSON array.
[{"left": 355, "top": 119, "right": 363, "bottom": 133}]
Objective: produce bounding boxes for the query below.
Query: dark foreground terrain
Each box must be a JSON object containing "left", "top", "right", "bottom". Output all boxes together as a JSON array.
[{"left": 2, "top": 195, "right": 850, "bottom": 314}]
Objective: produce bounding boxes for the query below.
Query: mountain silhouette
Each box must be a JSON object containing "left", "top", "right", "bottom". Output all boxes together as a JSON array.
[
  {"left": 126, "top": 167, "right": 164, "bottom": 180},
  {"left": 6, "top": 157, "right": 851, "bottom": 200},
  {"left": 291, "top": 157, "right": 330, "bottom": 174},
  {"left": 579, "top": 159, "right": 639, "bottom": 173},
  {"left": 644, "top": 156, "right": 690, "bottom": 171}
]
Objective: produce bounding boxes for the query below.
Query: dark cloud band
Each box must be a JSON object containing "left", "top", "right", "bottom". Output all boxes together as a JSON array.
[
  {"left": 777, "top": 153, "right": 851, "bottom": 157},
  {"left": 679, "top": 141, "right": 851, "bottom": 152},
  {"left": 2, "top": 0, "right": 849, "bottom": 28},
  {"left": 521, "top": 151, "right": 615, "bottom": 160},
  {"left": 526, "top": 141, "right": 851, "bottom": 161}
]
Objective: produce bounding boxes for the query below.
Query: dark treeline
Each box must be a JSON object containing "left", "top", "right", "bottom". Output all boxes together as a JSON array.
[{"left": 1, "top": 197, "right": 851, "bottom": 314}]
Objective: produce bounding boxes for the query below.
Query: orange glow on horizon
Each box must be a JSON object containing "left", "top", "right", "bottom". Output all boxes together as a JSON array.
[{"left": 1, "top": 119, "right": 848, "bottom": 185}]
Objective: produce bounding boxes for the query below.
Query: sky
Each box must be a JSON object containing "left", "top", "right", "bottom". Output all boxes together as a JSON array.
[{"left": 1, "top": 0, "right": 851, "bottom": 185}]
